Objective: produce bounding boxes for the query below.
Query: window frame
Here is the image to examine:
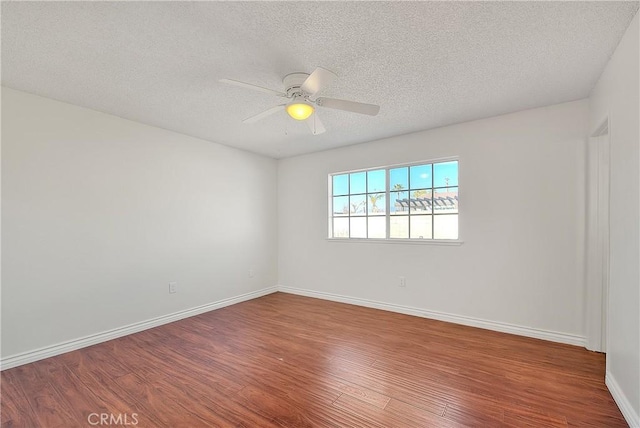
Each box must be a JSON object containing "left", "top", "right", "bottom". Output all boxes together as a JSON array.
[{"left": 327, "top": 157, "right": 463, "bottom": 245}]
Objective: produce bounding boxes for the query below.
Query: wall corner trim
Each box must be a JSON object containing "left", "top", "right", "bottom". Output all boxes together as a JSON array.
[
  {"left": 606, "top": 371, "right": 640, "bottom": 428},
  {"left": 277, "top": 285, "right": 586, "bottom": 347},
  {"left": 0, "top": 286, "right": 279, "bottom": 371}
]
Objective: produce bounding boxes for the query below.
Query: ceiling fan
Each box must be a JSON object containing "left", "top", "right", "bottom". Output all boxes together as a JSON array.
[{"left": 220, "top": 67, "right": 380, "bottom": 135}]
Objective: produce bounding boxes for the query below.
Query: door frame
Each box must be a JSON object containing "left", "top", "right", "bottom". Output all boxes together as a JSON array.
[{"left": 585, "top": 117, "right": 610, "bottom": 353}]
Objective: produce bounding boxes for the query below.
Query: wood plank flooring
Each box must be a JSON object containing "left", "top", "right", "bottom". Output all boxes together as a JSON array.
[{"left": 1, "top": 292, "right": 627, "bottom": 427}]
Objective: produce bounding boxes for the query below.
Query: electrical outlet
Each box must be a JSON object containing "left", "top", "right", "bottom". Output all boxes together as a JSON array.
[
  {"left": 249, "top": 267, "right": 255, "bottom": 278},
  {"left": 169, "top": 282, "right": 177, "bottom": 294},
  {"left": 399, "top": 276, "right": 406, "bottom": 287}
]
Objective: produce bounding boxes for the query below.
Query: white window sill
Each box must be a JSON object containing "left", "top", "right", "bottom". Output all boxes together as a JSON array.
[{"left": 326, "top": 238, "right": 464, "bottom": 246}]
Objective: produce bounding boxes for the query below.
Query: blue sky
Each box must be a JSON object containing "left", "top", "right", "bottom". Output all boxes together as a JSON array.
[{"left": 333, "top": 161, "right": 458, "bottom": 196}]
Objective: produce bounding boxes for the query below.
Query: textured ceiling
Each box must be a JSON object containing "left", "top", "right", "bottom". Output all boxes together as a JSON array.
[{"left": 2, "top": 2, "right": 638, "bottom": 158}]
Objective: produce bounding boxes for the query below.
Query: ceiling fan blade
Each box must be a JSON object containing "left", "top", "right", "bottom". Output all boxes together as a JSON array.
[
  {"left": 242, "top": 104, "right": 286, "bottom": 123},
  {"left": 306, "top": 113, "right": 326, "bottom": 135},
  {"left": 316, "top": 97, "right": 380, "bottom": 116},
  {"left": 300, "top": 67, "right": 337, "bottom": 96},
  {"left": 220, "top": 79, "right": 286, "bottom": 97}
]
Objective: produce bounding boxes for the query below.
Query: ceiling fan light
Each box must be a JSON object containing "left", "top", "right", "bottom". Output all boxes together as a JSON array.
[{"left": 286, "top": 102, "right": 314, "bottom": 120}]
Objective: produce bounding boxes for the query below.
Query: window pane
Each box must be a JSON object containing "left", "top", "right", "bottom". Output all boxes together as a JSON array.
[
  {"left": 434, "top": 214, "right": 458, "bottom": 239},
  {"left": 349, "top": 194, "right": 366, "bottom": 215},
  {"left": 350, "top": 172, "right": 366, "bottom": 194},
  {"left": 333, "top": 174, "right": 349, "bottom": 196},
  {"left": 332, "top": 196, "right": 349, "bottom": 216},
  {"left": 367, "top": 169, "right": 385, "bottom": 193},
  {"left": 410, "top": 164, "right": 432, "bottom": 189},
  {"left": 390, "top": 167, "right": 408, "bottom": 193},
  {"left": 350, "top": 217, "right": 366, "bottom": 238},
  {"left": 333, "top": 218, "right": 349, "bottom": 238},
  {"left": 434, "top": 161, "right": 458, "bottom": 187},
  {"left": 410, "top": 215, "right": 432, "bottom": 239},
  {"left": 434, "top": 187, "right": 458, "bottom": 213},
  {"left": 410, "top": 189, "right": 432, "bottom": 213},
  {"left": 390, "top": 216, "right": 409, "bottom": 238},
  {"left": 391, "top": 191, "right": 409, "bottom": 214},
  {"left": 368, "top": 216, "right": 386, "bottom": 238},
  {"left": 329, "top": 160, "right": 459, "bottom": 240},
  {"left": 367, "top": 193, "right": 386, "bottom": 215}
]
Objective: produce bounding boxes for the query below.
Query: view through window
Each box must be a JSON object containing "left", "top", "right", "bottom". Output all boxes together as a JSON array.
[{"left": 330, "top": 160, "right": 458, "bottom": 240}]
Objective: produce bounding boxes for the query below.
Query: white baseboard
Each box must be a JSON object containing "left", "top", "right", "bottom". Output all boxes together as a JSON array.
[
  {"left": 277, "top": 285, "right": 586, "bottom": 347},
  {"left": 0, "top": 286, "right": 278, "bottom": 371},
  {"left": 606, "top": 371, "right": 640, "bottom": 428},
  {"left": 0, "top": 285, "right": 589, "bottom": 371}
]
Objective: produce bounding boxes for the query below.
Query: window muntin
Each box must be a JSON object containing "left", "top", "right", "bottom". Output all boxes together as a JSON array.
[{"left": 330, "top": 160, "right": 458, "bottom": 240}]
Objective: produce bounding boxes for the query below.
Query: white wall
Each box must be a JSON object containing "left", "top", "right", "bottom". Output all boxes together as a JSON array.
[
  {"left": 589, "top": 11, "right": 639, "bottom": 426},
  {"left": 278, "top": 100, "right": 588, "bottom": 342},
  {"left": 1, "top": 88, "right": 278, "bottom": 360}
]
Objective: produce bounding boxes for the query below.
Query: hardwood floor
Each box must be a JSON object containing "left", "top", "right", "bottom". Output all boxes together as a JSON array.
[{"left": 1, "top": 292, "right": 627, "bottom": 427}]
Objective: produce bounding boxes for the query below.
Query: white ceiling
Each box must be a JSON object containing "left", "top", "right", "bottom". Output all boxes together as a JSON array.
[{"left": 2, "top": 2, "right": 638, "bottom": 158}]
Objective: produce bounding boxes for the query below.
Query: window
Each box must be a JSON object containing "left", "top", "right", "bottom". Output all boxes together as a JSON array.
[{"left": 330, "top": 160, "right": 458, "bottom": 240}]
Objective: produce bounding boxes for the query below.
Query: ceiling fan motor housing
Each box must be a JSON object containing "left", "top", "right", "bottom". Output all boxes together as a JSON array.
[{"left": 283, "top": 72, "right": 310, "bottom": 98}]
